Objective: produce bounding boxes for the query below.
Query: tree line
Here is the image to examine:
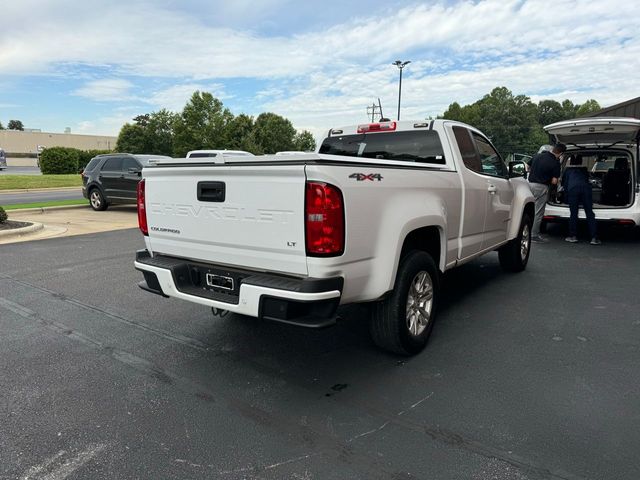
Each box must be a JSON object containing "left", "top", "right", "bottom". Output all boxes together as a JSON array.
[
  {"left": 116, "top": 91, "right": 316, "bottom": 157},
  {"left": 440, "top": 87, "right": 601, "bottom": 157},
  {"left": 0, "top": 120, "right": 24, "bottom": 130}
]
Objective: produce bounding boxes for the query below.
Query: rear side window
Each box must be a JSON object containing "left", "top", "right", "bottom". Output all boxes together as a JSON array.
[
  {"left": 101, "top": 157, "right": 123, "bottom": 172},
  {"left": 122, "top": 157, "right": 139, "bottom": 171},
  {"left": 319, "top": 131, "right": 446, "bottom": 164},
  {"left": 84, "top": 157, "right": 102, "bottom": 172}
]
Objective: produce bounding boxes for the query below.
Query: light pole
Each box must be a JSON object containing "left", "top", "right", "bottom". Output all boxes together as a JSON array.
[{"left": 392, "top": 60, "right": 410, "bottom": 121}]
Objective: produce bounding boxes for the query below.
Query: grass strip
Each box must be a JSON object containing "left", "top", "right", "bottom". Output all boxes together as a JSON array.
[
  {"left": 0, "top": 174, "right": 82, "bottom": 190},
  {"left": 3, "top": 199, "right": 86, "bottom": 210}
]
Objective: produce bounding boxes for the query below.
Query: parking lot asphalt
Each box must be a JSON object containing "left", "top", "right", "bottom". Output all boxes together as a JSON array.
[{"left": 0, "top": 224, "right": 639, "bottom": 479}]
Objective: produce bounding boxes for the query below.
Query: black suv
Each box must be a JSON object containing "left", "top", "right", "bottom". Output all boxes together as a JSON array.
[{"left": 82, "top": 154, "right": 171, "bottom": 211}]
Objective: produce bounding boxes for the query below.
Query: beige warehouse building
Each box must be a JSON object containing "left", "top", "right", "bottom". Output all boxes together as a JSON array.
[{"left": 0, "top": 130, "right": 116, "bottom": 166}]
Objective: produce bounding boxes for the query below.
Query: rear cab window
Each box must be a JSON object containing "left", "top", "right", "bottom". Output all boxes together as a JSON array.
[{"left": 319, "top": 131, "right": 446, "bottom": 165}]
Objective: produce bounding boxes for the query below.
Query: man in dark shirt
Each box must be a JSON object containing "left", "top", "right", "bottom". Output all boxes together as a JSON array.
[{"left": 527, "top": 143, "right": 565, "bottom": 242}]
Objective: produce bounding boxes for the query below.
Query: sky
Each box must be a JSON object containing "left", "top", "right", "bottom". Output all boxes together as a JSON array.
[{"left": 0, "top": 0, "right": 638, "bottom": 141}]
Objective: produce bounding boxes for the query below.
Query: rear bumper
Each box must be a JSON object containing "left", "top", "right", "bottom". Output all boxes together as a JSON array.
[
  {"left": 544, "top": 202, "right": 639, "bottom": 225},
  {"left": 134, "top": 250, "right": 343, "bottom": 328}
]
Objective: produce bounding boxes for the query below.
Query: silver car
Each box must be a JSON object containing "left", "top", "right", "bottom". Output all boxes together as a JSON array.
[{"left": 0, "top": 148, "right": 6, "bottom": 170}]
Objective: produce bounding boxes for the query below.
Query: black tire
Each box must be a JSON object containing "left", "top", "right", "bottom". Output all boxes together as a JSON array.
[
  {"left": 89, "top": 188, "right": 108, "bottom": 211},
  {"left": 498, "top": 212, "right": 532, "bottom": 272},
  {"left": 370, "top": 250, "right": 439, "bottom": 356}
]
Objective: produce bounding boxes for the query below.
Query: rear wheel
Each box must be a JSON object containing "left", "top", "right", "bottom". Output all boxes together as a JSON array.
[
  {"left": 498, "top": 212, "right": 532, "bottom": 272},
  {"left": 89, "top": 188, "right": 108, "bottom": 211},
  {"left": 370, "top": 250, "right": 439, "bottom": 355}
]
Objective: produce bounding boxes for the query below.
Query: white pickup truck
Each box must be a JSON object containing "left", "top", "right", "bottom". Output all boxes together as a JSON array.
[{"left": 134, "top": 120, "right": 535, "bottom": 355}]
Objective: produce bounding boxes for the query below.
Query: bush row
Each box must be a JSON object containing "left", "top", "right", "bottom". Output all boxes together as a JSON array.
[
  {"left": 39, "top": 147, "right": 111, "bottom": 174},
  {"left": 0, "top": 206, "right": 7, "bottom": 223}
]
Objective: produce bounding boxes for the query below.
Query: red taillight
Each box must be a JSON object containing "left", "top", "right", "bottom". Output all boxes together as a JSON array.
[
  {"left": 305, "top": 182, "right": 344, "bottom": 256},
  {"left": 137, "top": 179, "right": 148, "bottom": 236},
  {"left": 618, "top": 219, "right": 636, "bottom": 225},
  {"left": 357, "top": 121, "right": 397, "bottom": 133}
]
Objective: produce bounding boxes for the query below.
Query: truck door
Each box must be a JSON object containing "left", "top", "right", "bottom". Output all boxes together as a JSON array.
[
  {"left": 450, "top": 126, "right": 487, "bottom": 259},
  {"left": 469, "top": 132, "right": 514, "bottom": 249}
]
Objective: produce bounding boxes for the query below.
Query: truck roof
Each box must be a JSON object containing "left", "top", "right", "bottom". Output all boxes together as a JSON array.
[{"left": 326, "top": 119, "right": 481, "bottom": 137}]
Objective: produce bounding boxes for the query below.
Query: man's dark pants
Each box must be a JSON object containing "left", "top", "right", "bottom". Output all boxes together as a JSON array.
[{"left": 567, "top": 184, "right": 597, "bottom": 238}]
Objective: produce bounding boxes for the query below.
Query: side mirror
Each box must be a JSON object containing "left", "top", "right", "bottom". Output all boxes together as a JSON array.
[{"left": 508, "top": 161, "right": 526, "bottom": 178}]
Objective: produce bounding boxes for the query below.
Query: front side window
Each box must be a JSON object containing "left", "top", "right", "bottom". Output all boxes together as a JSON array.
[
  {"left": 453, "top": 126, "right": 482, "bottom": 173},
  {"left": 319, "top": 130, "right": 446, "bottom": 165},
  {"left": 472, "top": 134, "right": 507, "bottom": 177}
]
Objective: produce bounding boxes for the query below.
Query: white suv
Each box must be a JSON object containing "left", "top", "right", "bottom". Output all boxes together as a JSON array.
[{"left": 543, "top": 117, "right": 640, "bottom": 227}]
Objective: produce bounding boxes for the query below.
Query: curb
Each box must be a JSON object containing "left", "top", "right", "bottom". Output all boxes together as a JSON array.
[
  {"left": 7, "top": 204, "right": 89, "bottom": 214},
  {"left": 0, "top": 186, "right": 82, "bottom": 194},
  {"left": 0, "top": 221, "right": 44, "bottom": 239}
]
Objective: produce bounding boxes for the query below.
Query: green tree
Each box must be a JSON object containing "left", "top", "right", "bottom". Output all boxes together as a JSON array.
[
  {"left": 252, "top": 112, "right": 296, "bottom": 154},
  {"left": 116, "top": 123, "right": 147, "bottom": 153},
  {"left": 115, "top": 109, "right": 177, "bottom": 155},
  {"left": 0, "top": 121, "right": 4, "bottom": 130},
  {"left": 224, "top": 114, "right": 256, "bottom": 151},
  {"left": 576, "top": 99, "right": 601, "bottom": 117},
  {"left": 537, "top": 100, "right": 565, "bottom": 126},
  {"left": 7, "top": 120, "right": 24, "bottom": 130},
  {"left": 293, "top": 130, "right": 316, "bottom": 151},
  {"left": 444, "top": 87, "right": 539, "bottom": 156},
  {"left": 172, "top": 91, "right": 233, "bottom": 157},
  {"left": 146, "top": 109, "right": 177, "bottom": 155},
  {"left": 560, "top": 100, "right": 579, "bottom": 119}
]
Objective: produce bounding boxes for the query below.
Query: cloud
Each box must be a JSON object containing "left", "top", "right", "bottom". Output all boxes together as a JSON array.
[
  {"left": 73, "top": 79, "right": 135, "bottom": 102},
  {"left": 1, "top": 0, "right": 638, "bottom": 137}
]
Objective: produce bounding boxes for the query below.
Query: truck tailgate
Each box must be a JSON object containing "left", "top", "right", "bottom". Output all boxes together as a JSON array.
[{"left": 143, "top": 165, "right": 308, "bottom": 275}]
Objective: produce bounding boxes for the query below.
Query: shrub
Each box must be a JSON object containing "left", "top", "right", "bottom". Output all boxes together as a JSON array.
[
  {"left": 79, "top": 149, "right": 111, "bottom": 170},
  {"left": 0, "top": 206, "right": 7, "bottom": 224},
  {"left": 39, "top": 147, "right": 81, "bottom": 174}
]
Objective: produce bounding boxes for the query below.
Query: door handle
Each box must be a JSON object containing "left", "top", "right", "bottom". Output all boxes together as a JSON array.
[{"left": 487, "top": 184, "right": 497, "bottom": 194}]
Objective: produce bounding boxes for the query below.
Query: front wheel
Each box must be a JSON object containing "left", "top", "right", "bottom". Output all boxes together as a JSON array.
[
  {"left": 370, "top": 250, "right": 440, "bottom": 355},
  {"left": 498, "top": 212, "right": 532, "bottom": 272}
]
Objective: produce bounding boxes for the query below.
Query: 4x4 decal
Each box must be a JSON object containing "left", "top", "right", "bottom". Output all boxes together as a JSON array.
[{"left": 349, "top": 173, "right": 383, "bottom": 181}]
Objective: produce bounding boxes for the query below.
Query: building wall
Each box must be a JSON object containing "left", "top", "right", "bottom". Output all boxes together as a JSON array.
[{"left": 0, "top": 130, "right": 116, "bottom": 155}]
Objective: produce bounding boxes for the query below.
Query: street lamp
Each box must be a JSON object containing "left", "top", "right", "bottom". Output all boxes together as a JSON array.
[{"left": 392, "top": 60, "right": 411, "bottom": 121}]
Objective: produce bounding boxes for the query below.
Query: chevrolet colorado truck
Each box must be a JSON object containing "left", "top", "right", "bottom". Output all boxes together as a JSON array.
[{"left": 134, "top": 120, "right": 535, "bottom": 355}]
